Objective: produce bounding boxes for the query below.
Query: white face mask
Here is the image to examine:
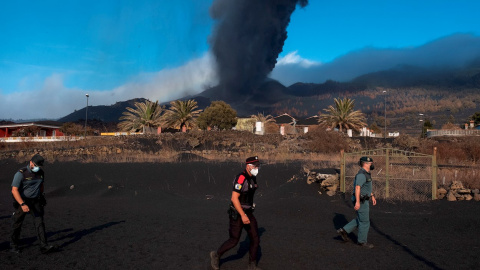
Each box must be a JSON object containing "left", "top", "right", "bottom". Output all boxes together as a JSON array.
[
  {"left": 32, "top": 166, "right": 40, "bottom": 172},
  {"left": 250, "top": 168, "right": 259, "bottom": 176}
]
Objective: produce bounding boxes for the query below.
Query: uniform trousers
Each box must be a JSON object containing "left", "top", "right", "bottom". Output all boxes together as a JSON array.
[
  {"left": 217, "top": 211, "right": 260, "bottom": 263},
  {"left": 343, "top": 200, "right": 370, "bottom": 243},
  {"left": 11, "top": 199, "right": 48, "bottom": 248}
]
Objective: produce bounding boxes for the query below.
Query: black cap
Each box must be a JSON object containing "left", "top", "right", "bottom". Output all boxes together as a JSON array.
[
  {"left": 246, "top": 156, "right": 260, "bottom": 166},
  {"left": 359, "top": 156, "right": 373, "bottom": 162},
  {"left": 31, "top": 154, "right": 45, "bottom": 166}
]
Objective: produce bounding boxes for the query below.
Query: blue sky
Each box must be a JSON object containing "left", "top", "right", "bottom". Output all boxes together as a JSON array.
[{"left": 1, "top": 0, "right": 480, "bottom": 120}]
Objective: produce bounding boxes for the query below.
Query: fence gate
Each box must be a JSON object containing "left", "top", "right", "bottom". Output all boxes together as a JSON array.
[{"left": 340, "top": 148, "right": 438, "bottom": 201}]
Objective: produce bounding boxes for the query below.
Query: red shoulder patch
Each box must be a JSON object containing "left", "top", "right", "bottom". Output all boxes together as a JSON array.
[{"left": 237, "top": 175, "right": 245, "bottom": 184}]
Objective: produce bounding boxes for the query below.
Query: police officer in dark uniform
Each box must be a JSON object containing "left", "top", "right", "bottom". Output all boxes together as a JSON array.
[
  {"left": 337, "top": 156, "right": 377, "bottom": 249},
  {"left": 10, "top": 154, "right": 56, "bottom": 254},
  {"left": 210, "top": 156, "right": 262, "bottom": 270}
]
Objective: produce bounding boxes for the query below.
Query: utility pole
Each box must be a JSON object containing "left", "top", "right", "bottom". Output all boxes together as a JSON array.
[
  {"left": 383, "top": 90, "right": 387, "bottom": 139},
  {"left": 84, "top": 94, "right": 89, "bottom": 138}
]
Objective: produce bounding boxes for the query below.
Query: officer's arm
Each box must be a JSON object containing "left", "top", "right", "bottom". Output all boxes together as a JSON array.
[
  {"left": 12, "top": 187, "right": 24, "bottom": 205},
  {"left": 355, "top": 185, "right": 361, "bottom": 203},
  {"left": 231, "top": 192, "right": 246, "bottom": 217},
  {"left": 11, "top": 172, "right": 24, "bottom": 205}
]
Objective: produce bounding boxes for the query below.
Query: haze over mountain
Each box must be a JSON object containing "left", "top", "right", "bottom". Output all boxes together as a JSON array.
[{"left": 271, "top": 33, "right": 480, "bottom": 86}]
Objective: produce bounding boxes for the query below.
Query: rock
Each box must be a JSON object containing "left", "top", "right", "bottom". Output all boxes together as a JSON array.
[
  {"left": 70, "top": 185, "right": 75, "bottom": 190},
  {"left": 450, "top": 181, "right": 463, "bottom": 190},
  {"left": 464, "top": 194, "right": 473, "bottom": 201},
  {"left": 474, "top": 193, "right": 480, "bottom": 201},
  {"left": 447, "top": 191, "right": 457, "bottom": 201},
  {"left": 307, "top": 176, "right": 316, "bottom": 185},
  {"left": 457, "top": 188, "right": 471, "bottom": 194},
  {"left": 457, "top": 196, "right": 465, "bottom": 201},
  {"left": 326, "top": 190, "right": 336, "bottom": 196},
  {"left": 108, "top": 185, "right": 113, "bottom": 189},
  {"left": 437, "top": 188, "right": 447, "bottom": 199},
  {"left": 321, "top": 176, "right": 338, "bottom": 191},
  {"left": 116, "top": 148, "right": 122, "bottom": 154},
  {"left": 472, "top": 189, "right": 479, "bottom": 194}
]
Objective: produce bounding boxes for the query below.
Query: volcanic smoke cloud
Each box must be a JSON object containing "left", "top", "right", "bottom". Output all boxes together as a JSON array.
[{"left": 209, "top": 0, "right": 308, "bottom": 100}]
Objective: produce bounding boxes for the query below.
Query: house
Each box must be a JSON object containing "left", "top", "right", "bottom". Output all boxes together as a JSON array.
[
  {"left": 0, "top": 121, "right": 66, "bottom": 142},
  {"left": 274, "top": 113, "right": 297, "bottom": 135},
  {"left": 296, "top": 115, "right": 319, "bottom": 134}
]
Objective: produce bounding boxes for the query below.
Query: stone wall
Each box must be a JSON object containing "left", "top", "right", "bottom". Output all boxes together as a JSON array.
[{"left": 437, "top": 181, "right": 480, "bottom": 201}]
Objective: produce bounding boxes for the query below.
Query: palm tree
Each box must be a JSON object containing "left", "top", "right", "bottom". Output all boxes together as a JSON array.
[
  {"left": 250, "top": 113, "right": 275, "bottom": 123},
  {"left": 118, "top": 100, "right": 164, "bottom": 133},
  {"left": 162, "top": 99, "right": 202, "bottom": 132},
  {"left": 319, "top": 97, "right": 366, "bottom": 132}
]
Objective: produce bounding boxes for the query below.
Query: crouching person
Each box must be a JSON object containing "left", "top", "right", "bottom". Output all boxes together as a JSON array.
[{"left": 10, "top": 154, "right": 56, "bottom": 254}]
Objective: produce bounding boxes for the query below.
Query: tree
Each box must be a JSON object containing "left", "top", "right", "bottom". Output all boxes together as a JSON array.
[
  {"left": 318, "top": 97, "right": 366, "bottom": 132},
  {"left": 60, "top": 122, "right": 84, "bottom": 136},
  {"left": 369, "top": 123, "right": 381, "bottom": 134},
  {"left": 470, "top": 112, "right": 480, "bottom": 126},
  {"left": 118, "top": 100, "right": 164, "bottom": 132},
  {"left": 250, "top": 113, "right": 275, "bottom": 124},
  {"left": 197, "top": 101, "right": 237, "bottom": 130},
  {"left": 162, "top": 99, "right": 202, "bottom": 132},
  {"left": 421, "top": 119, "right": 434, "bottom": 138}
]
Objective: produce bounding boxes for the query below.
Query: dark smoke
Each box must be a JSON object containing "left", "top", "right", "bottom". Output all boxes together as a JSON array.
[{"left": 209, "top": 0, "right": 308, "bottom": 100}]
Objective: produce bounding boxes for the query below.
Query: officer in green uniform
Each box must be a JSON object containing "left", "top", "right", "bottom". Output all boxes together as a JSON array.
[
  {"left": 337, "top": 156, "right": 377, "bottom": 248},
  {"left": 10, "top": 154, "right": 56, "bottom": 254}
]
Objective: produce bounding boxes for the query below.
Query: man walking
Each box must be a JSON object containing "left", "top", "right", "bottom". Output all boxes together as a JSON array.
[
  {"left": 10, "top": 154, "right": 56, "bottom": 254},
  {"left": 337, "top": 156, "right": 377, "bottom": 248},
  {"left": 210, "top": 156, "right": 262, "bottom": 270}
]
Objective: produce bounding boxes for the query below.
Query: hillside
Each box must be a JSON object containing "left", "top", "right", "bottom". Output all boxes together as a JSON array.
[
  {"left": 58, "top": 98, "right": 148, "bottom": 123},
  {"left": 55, "top": 63, "right": 480, "bottom": 134}
]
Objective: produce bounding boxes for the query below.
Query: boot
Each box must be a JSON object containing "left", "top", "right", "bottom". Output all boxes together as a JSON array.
[
  {"left": 209, "top": 251, "right": 220, "bottom": 270},
  {"left": 247, "top": 261, "right": 262, "bottom": 270},
  {"left": 358, "top": 242, "right": 374, "bottom": 249},
  {"left": 336, "top": 228, "right": 350, "bottom": 242}
]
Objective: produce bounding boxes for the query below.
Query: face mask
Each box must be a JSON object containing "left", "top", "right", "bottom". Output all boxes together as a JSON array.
[
  {"left": 250, "top": 168, "right": 259, "bottom": 176},
  {"left": 370, "top": 164, "right": 375, "bottom": 171},
  {"left": 32, "top": 166, "right": 40, "bottom": 172}
]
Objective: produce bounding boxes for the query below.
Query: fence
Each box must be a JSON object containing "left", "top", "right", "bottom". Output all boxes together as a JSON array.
[
  {"left": 340, "top": 148, "right": 438, "bottom": 201},
  {"left": 0, "top": 136, "right": 82, "bottom": 142},
  {"left": 427, "top": 129, "right": 480, "bottom": 137}
]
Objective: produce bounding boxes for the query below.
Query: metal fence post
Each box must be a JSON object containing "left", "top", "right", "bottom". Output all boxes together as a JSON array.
[
  {"left": 432, "top": 147, "right": 438, "bottom": 200},
  {"left": 340, "top": 149, "right": 345, "bottom": 193},
  {"left": 385, "top": 148, "right": 390, "bottom": 198}
]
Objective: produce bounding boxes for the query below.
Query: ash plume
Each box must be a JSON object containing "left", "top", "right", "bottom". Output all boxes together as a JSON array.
[{"left": 209, "top": 0, "right": 308, "bottom": 101}]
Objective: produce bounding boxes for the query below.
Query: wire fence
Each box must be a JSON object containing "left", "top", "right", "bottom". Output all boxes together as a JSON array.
[{"left": 341, "top": 148, "right": 437, "bottom": 201}]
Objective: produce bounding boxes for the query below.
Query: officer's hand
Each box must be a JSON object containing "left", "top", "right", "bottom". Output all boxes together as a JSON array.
[
  {"left": 241, "top": 214, "right": 250, "bottom": 224},
  {"left": 354, "top": 201, "right": 360, "bottom": 211},
  {"left": 21, "top": 205, "right": 30, "bottom": 212},
  {"left": 372, "top": 197, "right": 377, "bottom": 206}
]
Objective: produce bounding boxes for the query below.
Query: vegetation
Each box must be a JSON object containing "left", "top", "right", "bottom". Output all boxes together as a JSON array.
[
  {"left": 421, "top": 119, "right": 434, "bottom": 138},
  {"left": 470, "top": 112, "right": 480, "bottom": 126},
  {"left": 162, "top": 99, "right": 202, "bottom": 132},
  {"left": 250, "top": 113, "right": 275, "bottom": 123},
  {"left": 318, "top": 97, "right": 366, "bottom": 132},
  {"left": 11, "top": 126, "right": 40, "bottom": 137},
  {"left": 197, "top": 101, "right": 238, "bottom": 130},
  {"left": 118, "top": 100, "right": 164, "bottom": 132},
  {"left": 60, "top": 122, "right": 85, "bottom": 136}
]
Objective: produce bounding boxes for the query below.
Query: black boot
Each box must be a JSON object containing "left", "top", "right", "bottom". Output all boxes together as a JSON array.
[{"left": 40, "top": 245, "right": 56, "bottom": 254}]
